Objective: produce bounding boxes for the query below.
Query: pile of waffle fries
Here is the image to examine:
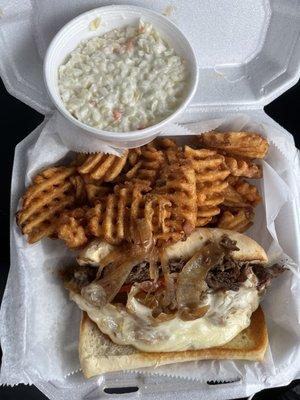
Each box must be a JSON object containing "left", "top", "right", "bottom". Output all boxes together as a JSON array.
[{"left": 17, "top": 131, "right": 268, "bottom": 248}]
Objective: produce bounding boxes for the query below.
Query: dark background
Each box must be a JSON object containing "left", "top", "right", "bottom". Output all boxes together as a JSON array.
[{"left": 0, "top": 78, "right": 299, "bottom": 399}]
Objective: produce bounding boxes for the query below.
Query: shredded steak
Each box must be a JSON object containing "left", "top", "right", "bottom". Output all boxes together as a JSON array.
[
  {"left": 69, "top": 235, "right": 285, "bottom": 293},
  {"left": 252, "top": 263, "right": 285, "bottom": 291}
]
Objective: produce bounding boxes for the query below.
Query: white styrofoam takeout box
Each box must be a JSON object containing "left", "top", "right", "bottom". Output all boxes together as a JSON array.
[{"left": 1, "top": 0, "right": 300, "bottom": 399}]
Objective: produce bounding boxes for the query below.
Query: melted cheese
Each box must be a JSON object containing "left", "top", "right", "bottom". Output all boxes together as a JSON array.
[
  {"left": 70, "top": 274, "right": 260, "bottom": 352},
  {"left": 77, "top": 239, "right": 114, "bottom": 266}
]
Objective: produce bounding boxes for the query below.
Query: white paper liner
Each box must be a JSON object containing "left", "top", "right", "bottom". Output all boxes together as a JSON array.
[
  {"left": 1, "top": 112, "right": 300, "bottom": 394},
  {"left": 54, "top": 113, "right": 125, "bottom": 156}
]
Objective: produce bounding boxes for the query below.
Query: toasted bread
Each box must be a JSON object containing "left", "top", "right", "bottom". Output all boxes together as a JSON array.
[{"left": 79, "top": 306, "right": 268, "bottom": 378}]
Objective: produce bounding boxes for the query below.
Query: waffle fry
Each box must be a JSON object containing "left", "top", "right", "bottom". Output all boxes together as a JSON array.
[
  {"left": 198, "top": 131, "right": 269, "bottom": 159},
  {"left": 18, "top": 131, "right": 267, "bottom": 248},
  {"left": 128, "top": 148, "right": 142, "bottom": 166},
  {"left": 224, "top": 179, "right": 261, "bottom": 208},
  {"left": 70, "top": 153, "right": 88, "bottom": 167},
  {"left": 85, "top": 181, "right": 113, "bottom": 205},
  {"left": 223, "top": 184, "right": 251, "bottom": 208},
  {"left": 144, "top": 194, "right": 185, "bottom": 244},
  {"left": 126, "top": 143, "right": 164, "bottom": 184},
  {"left": 184, "top": 146, "right": 230, "bottom": 227},
  {"left": 17, "top": 166, "right": 77, "bottom": 243},
  {"left": 216, "top": 208, "right": 254, "bottom": 233},
  {"left": 196, "top": 180, "right": 229, "bottom": 225},
  {"left": 78, "top": 151, "right": 128, "bottom": 181},
  {"left": 224, "top": 156, "right": 262, "bottom": 179},
  {"left": 144, "top": 194, "right": 171, "bottom": 236},
  {"left": 70, "top": 175, "right": 87, "bottom": 204},
  {"left": 155, "top": 138, "right": 181, "bottom": 163},
  {"left": 89, "top": 183, "right": 151, "bottom": 245},
  {"left": 87, "top": 203, "right": 105, "bottom": 238},
  {"left": 154, "top": 162, "right": 197, "bottom": 237},
  {"left": 235, "top": 180, "right": 261, "bottom": 206},
  {"left": 184, "top": 146, "right": 230, "bottom": 183},
  {"left": 57, "top": 208, "right": 89, "bottom": 248}
]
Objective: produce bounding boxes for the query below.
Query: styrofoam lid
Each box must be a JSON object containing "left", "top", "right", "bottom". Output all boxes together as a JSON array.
[{"left": 0, "top": 0, "right": 300, "bottom": 113}]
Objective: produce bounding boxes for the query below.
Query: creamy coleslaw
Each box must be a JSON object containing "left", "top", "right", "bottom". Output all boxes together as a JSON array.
[{"left": 58, "top": 20, "right": 188, "bottom": 132}]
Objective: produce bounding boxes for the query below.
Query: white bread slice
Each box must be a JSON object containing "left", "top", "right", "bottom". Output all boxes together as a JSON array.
[
  {"left": 164, "top": 228, "right": 268, "bottom": 264},
  {"left": 79, "top": 306, "right": 268, "bottom": 379},
  {"left": 76, "top": 228, "right": 268, "bottom": 268}
]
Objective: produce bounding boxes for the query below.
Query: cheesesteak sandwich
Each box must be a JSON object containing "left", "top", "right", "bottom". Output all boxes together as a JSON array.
[{"left": 63, "top": 227, "right": 285, "bottom": 377}]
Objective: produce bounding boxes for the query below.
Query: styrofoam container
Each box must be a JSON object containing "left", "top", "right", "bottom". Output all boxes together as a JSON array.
[
  {"left": 1, "top": 1, "right": 300, "bottom": 400},
  {"left": 43, "top": 5, "right": 198, "bottom": 148}
]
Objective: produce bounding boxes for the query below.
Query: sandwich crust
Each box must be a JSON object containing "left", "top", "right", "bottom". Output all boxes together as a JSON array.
[
  {"left": 79, "top": 306, "right": 268, "bottom": 378},
  {"left": 164, "top": 228, "right": 267, "bottom": 264}
]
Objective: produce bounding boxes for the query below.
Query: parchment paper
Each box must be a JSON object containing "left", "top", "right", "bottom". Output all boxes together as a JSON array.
[{"left": 1, "top": 112, "right": 300, "bottom": 392}]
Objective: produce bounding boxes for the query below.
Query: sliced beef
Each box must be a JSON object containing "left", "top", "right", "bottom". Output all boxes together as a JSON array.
[
  {"left": 206, "top": 257, "right": 246, "bottom": 291},
  {"left": 219, "top": 236, "right": 239, "bottom": 252},
  {"left": 69, "top": 235, "right": 285, "bottom": 295},
  {"left": 125, "top": 262, "right": 150, "bottom": 284},
  {"left": 125, "top": 259, "right": 186, "bottom": 284},
  {"left": 206, "top": 266, "right": 241, "bottom": 291},
  {"left": 252, "top": 263, "right": 285, "bottom": 291}
]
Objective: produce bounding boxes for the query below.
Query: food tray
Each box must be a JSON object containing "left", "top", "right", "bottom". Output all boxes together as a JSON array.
[{"left": 1, "top": 1, "right": 300, "bottom": 399}]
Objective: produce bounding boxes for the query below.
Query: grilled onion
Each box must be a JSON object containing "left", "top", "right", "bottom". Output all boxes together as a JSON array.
[
  {"left": 160, "top": 251, "right": 176, "bottom": 309},
  {"left": 81, "top": 257, "right": 142, "bottom": 307},
  {"left": 176, "top": 241, "right": 225, "bottom": 319},
  {"left": 178, "top": 305, "right": 210, "bottom": 321},
  {"left": 131, "top": 218, "right": 154, "bottom": 255}
]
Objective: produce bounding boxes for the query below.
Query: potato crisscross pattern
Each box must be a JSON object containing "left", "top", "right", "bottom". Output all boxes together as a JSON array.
[
  {"left": 198, "top": 131, "right": 269, "bottom": 159},
  {"left": 126, "top": 143, "right": 164, "bottom": 184},
  {"left": 78, "top": 150, "right": 129, "bottom": 181},
  {"left": 184, "top": 146, "right": 230, "bottom": 227},
  {"left": 154, "top": 161, "right": 197, "bottom": 240},
  {"left": 17, "top": 131, "right": 268, "bottom": 247},
  {"left": 17, "top": 166, "right": 77, "bottom": 243}
]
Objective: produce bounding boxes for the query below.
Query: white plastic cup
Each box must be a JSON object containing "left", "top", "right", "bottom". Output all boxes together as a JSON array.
[{"left": 44, "top": 5, "right": 198, "bottom": 148}]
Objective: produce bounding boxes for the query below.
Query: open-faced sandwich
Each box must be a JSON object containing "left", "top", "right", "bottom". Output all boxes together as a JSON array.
[{"left": 63, "top": 227, "right": 285, "bottom": 378}]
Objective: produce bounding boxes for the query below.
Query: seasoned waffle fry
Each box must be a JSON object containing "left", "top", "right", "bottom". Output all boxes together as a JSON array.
[
  {"left": 17, "top": 166, "right": 77, "bottom": 243},
  {"left": 184, "top": 146, "right": 230, "bottom": 183},
  {"left": 128, "top": 148, "right": 142, "bottom": 166},
  {"left": 70, "top": 175, "right": 87, "bottom": 204},
  {"left": 196, "top": 216, "right": 214, "bottom": 227},
  {"left": 224, "top": 179, "right": 261, "bottom": 208},
  {"left": 22, "top": 167, "right": 76, "bottom": 208},
  {"left": 235, "top": 180, "right": 261, "bottom": 206},
  {"left": 78, "top": 151, "right": 128, "bottom": 181},
  {"left": 224, "top": 156, "right": 262, "bottom": 179},
  {"left": 126, "top": 143, "right": 164, "bottom": 184},
  {"left": 216, "top": 208, "right": 254, "bottom": 233},
  {"left": 85, "top": 182, "right": 113, "bottom": 205},
  {"left": 223, "top": 184, "right": 251, "bottom": 208},
  {"left": 87, "top": 203, "right": 105, "bottom": 238},
  {"left": 184, "top": 146, "right": 230, "bottom": 227},
  {"left": 198, "top": 131, "right": 269, "bottom": 159},
  {"left": 144, "top": 194, "right": 172, "bottom": 238},
  {"left": 70, "top": 153, "right": 88, "bottom": 167},
  {"left": 154, "top": 162, "right": 197, "bottom": 237},
  {"left": 57, "top": 208, "right": 89, "bottom": 248},
  {"left": 91, "top": 183, "right": 151, "bottom": 245},
  {"left": 156, "top": 138, "right": 181, "bottom": 163},
  {"left": 18, "top": 131, "right": 267, "bottom": 248},
  {"left": 196, "top": 197, "right": 224, "bottom": 226}
]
